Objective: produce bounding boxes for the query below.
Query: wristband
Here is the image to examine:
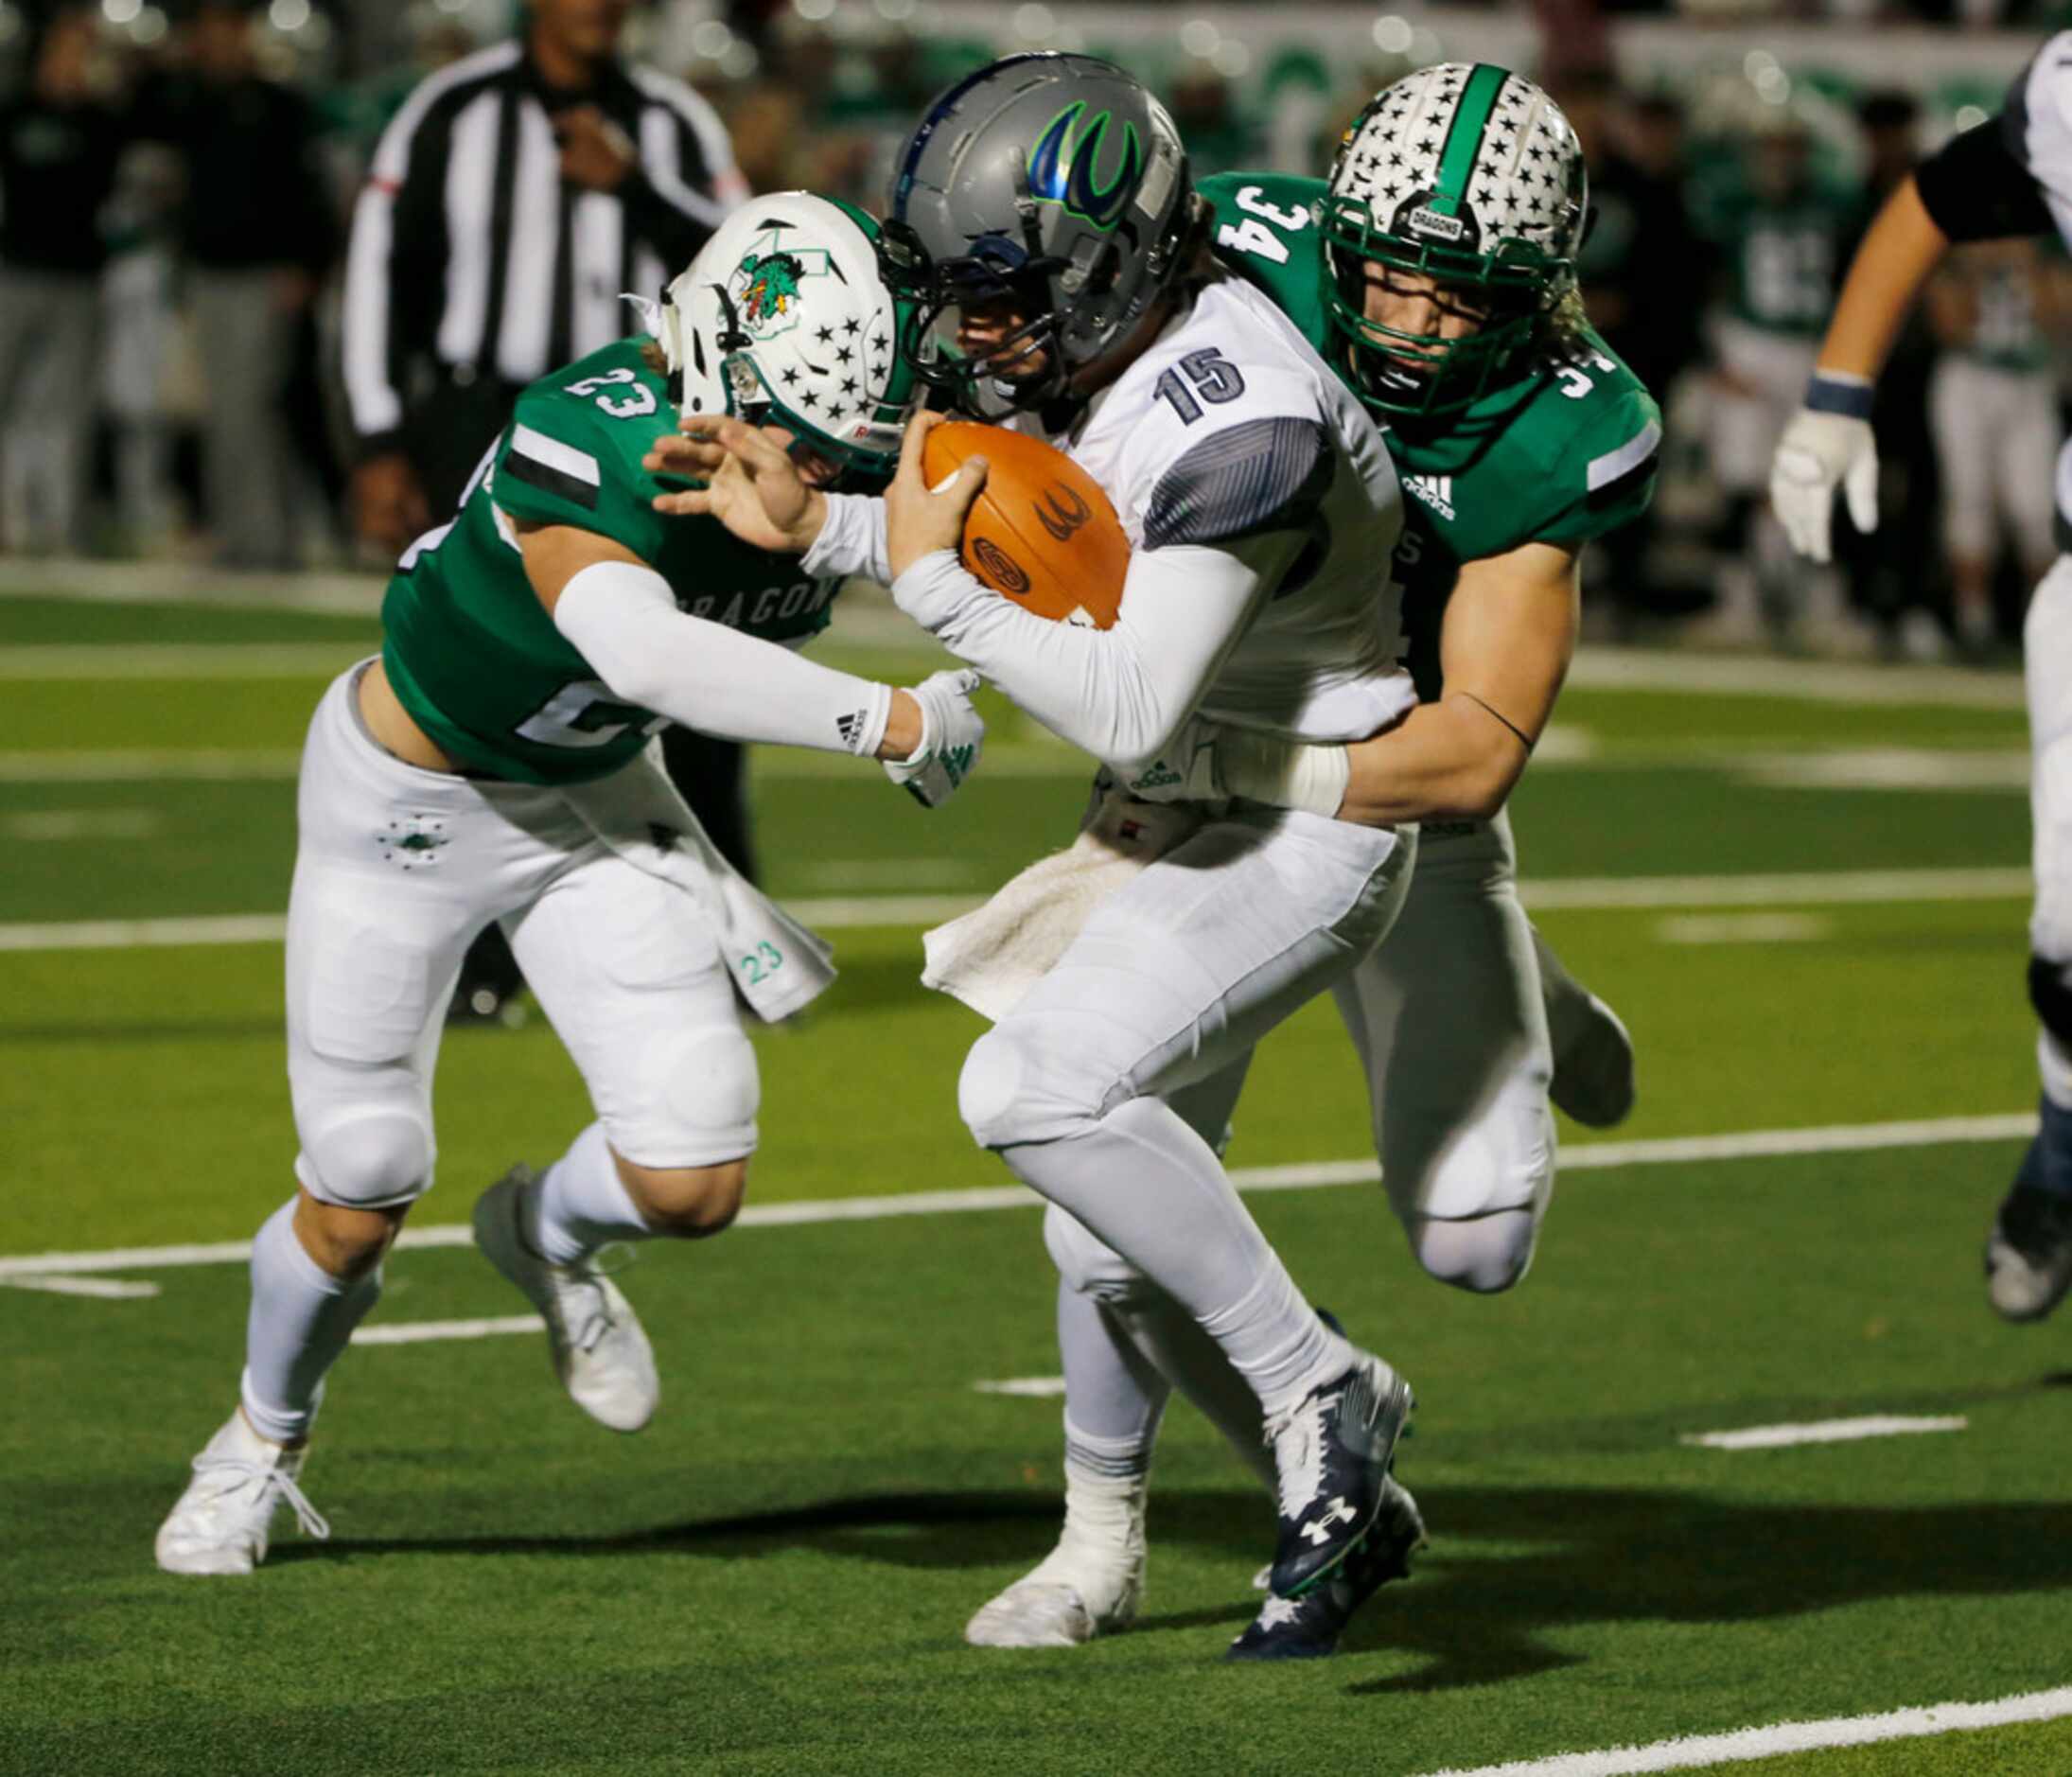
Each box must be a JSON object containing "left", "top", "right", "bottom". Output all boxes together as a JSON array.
[
  {"left": 1217, "top": 729, "right": 1351, "bottom": 818},
  {"left": 1804, "top": 371, "right": 1875, "bottom": 421}
]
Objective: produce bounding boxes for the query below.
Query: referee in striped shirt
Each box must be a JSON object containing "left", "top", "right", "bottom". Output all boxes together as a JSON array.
[{"left": 342, "top": 0, "right": 749, "bottom": 1021}]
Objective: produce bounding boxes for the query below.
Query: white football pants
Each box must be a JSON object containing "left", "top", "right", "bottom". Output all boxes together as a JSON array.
[
  {"left": 2028, "top": 557, "right": 2072, "bottom": 1108},
  {"left": 286, "top": 664, "right": 758, "bottom": 1210},
  {"left": 1931, "top": 358, "right": 2060, "bottom": 571}
]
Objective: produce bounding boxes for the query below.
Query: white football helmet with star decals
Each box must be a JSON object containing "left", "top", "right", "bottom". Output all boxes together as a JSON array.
[
  {"left": 646, "top": 191, "right": 926, "bottom": 484},
  {"left": 1323, "top": 63, "right": 1588, "bottom": 414}
]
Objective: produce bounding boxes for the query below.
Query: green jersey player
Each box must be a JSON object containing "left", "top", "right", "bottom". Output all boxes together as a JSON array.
[
  {"left": 950, "top": 64, "right": 1666, "bottom": 1662},
  {"left": 154, "top": 194, "right": 985, "bottom": 1576}
]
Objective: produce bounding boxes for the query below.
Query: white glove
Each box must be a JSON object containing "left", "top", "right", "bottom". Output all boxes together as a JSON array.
[
  {"left": 1119, "top": 717, "right": 1224, "bottom": 803},
  {"left": 885, "top": 668, "right": 985, "bottom": 808},
  {"left": 1770, "top": 406, "right": 1879, "bottom": 564}
]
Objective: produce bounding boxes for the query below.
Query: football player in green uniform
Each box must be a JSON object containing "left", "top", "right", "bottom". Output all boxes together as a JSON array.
[
  {"left": 154, "top": 193, "right": 985, "bottom": 1575},
  {"left": 958, "top": 63, "right": 1665, "bottom": 1658}
]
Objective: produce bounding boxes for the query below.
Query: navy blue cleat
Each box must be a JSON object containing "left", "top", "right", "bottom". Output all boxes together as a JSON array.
[
  {"left": 1264, "top": 1352, "right": 1414, "bottom": 1598},
  {"left": 1987, "top": 1097, "right": 2072, "bottom": 1323},
  {"left": 1228, "top": 1473, "right": 1425, "bottom": 1662}
]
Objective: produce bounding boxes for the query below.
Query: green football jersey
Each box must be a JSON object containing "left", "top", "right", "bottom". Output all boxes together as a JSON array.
[
  {"left": 1201, "top": 171, "right": 1661, "bottom": 698},
  {"left": 381, "top": 338, "right": 846, "bottom": 785},
  {"left": 1699, "top": 180, "right": 1853, "bottom": 339}
]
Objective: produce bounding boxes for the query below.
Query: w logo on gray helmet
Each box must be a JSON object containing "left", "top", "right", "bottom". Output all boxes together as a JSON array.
[{"left": 1027, "top": 101, "right": 1143, "bottom": 233}]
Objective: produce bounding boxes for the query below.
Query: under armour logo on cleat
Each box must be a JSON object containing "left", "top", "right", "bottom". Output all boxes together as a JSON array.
[{"left": 1300, "top": 1498, "right": 1360, "bottom": 1544}]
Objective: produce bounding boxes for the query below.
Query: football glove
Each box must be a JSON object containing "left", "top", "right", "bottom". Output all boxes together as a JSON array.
[
  {"left": 885, "top": 667, "right": 984, "bottom": 808},
  {"left": 1770, "top": 407, "right": 1878, "bottom": 564}
]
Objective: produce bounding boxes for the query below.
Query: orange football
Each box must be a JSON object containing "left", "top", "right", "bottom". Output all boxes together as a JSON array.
[{"left": 921, "top": 420, "right": 1128, "bottom": 629}]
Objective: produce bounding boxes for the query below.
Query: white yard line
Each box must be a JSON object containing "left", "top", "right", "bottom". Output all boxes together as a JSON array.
[
  {"left": 1656, "top": 913, "right": 1833, "bottom": 946},
  {"left": 1414, "top": 1684, "right": 2072, "bottom": 1777},
  {"left": 973, "top": 1378, "right": 1067, "bottom": 1397},
  {"left": 0, "top": 1275, "right": 160, "bottom": 1299},
  {"left": 0, "top": 644, "right": 369, "bottom": 679},
  {"left": 0, "top": 749, "right": 303, "bottom": 783},
  {"left": 1564, "top": 646, "right": 2026, "bottom": 710},
  {"left": 1682, "top": 1416, "right": 1968, "bottom": 1452},
  {"left": 350, "top": 1314, "right": 542, "bottom": 1346},
  {"left": 0, "top": 1112, "right": 2037, "bottom": 1281},
  {"left": 0, "top": 869, "right": 2038, "bottom": 957},
  {"left": 0, "top": 810, "right": 162, "bottom": 841},
  {"left": 1519, "top": 867, "right": 2030, "bottom": 911}
]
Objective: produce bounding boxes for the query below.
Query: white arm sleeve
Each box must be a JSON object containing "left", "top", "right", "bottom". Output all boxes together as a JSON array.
[
  {"left": 801, "top": 493, "right": 892, "bottom": 585},
  {"left": 890, "top": 531, "right": 1305, "bottom": 773},
  {"left": 553, "top": 559, "right": 892, "bottom": 756}
]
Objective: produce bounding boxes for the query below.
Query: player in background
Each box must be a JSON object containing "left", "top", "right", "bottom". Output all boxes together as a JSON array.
[
  {"left": 952, "top": 64, "right": 1663, "bottom": 1660},
  {"left": 669, "top": 52, "right": 1426, "bottom": 1645},
  {"left": 1769, "top": 39, "right": 2072, "bottom": 1328},
  {"left": 1924, "top": 238, "right": 2063, "bottom": 652},
  {"left": 1697, "top": 103, "right": 1864, "bottom": 651},
  {"left": 153, "top": 196, "right": 984, "bottom": 1576}
]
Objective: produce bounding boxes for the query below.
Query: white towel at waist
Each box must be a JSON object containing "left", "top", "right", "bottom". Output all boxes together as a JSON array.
[
  {"left": 559, "top": 742, "right": 835, "bottom": 1023},
  {"left": 922, "top": 789, "right": 1204, "bottom": 1023}
]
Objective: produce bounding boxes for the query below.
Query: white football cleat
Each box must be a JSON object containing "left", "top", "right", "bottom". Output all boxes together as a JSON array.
[
  {"left": 155, "top": 1410, "right": 328, "bottom": 1576},
  {"left": 966, "top": 1479, "right": 1147, "bottom": 1648},
  {"left": 473, "top": 1168, "right": 658, "bottom": 1433}
]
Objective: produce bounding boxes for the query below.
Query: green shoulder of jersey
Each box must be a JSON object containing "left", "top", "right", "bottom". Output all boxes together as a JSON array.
[
  {"left": 1202, "top": 169, "right": 1661, "bottom": 696},
  {"left": 381, "top": 338, "right": 847, "bottom": 786}
]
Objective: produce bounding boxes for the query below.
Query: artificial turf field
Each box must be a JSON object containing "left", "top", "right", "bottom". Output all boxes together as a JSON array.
[{"left": 5, "top": 585, "right": 2071, "bottom": 1776}]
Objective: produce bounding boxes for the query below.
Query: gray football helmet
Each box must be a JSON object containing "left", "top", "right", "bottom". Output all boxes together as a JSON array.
[{"left": 880, "top": 52, "right": 1195, "bottom": 416}]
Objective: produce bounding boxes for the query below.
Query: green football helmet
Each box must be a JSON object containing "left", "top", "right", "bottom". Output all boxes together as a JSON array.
[{"left": 1323, "top": 62, "right": 1587, "bottom": 416}]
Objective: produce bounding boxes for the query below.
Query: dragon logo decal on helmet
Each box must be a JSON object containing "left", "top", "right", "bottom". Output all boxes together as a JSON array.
[
  {"left": 879, "top": 52, "right": 1195, "bottom": 417},
  {"left": 1324, "top": 62, "right": 1588, "bottom": 416},
  {"left": 647, "top": 193, "right": 927, "bottom": 487}
]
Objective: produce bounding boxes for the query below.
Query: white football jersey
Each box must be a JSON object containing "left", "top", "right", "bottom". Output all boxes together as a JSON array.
[
  {"left": 1016, "top": 274, "right": 1414, "bottom": 742},
  {"left": 2008, "top": 33, "right": 2072, "bottom": 252}
]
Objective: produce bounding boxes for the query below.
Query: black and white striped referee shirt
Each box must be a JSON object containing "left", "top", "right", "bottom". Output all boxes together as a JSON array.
[{"left": 342, "top": 41, "right": 746, "bottom": 454}]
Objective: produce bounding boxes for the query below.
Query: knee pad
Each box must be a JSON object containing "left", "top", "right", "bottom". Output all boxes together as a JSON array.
[
  {"left": 960, "top": 1025, "right": 1054, "bottom": 1149},
  {"left": 1409, "top": 1210, "right": 1540, "bottom": 1295},
  {"left": 1043, "top": 1204, "right": 1153, "bottom": 1307},
  {"left": 296, "top": 1100, "right": 434, "bottom": 1209},
  {"left": 609, "top": 1024, "right": 758, "bottom": 1170}
]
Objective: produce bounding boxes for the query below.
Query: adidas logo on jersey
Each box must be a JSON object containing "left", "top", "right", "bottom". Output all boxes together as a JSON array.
[{"left": 1404, "top": 473, "right": 1455, "bottom": 520}]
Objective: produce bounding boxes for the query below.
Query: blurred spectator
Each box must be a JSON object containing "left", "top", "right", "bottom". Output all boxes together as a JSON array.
[
  {"left": 1569, "top": 78, "right": 1709, "bottom": 626},
  {"left": 1168, "top": 63, "right": 1255, "bottom": 178},
  {"left": 98, "top": 142, "right": 183, "bottom": 554},
  {"left": 140, "top": 0, "right": 340, "bottom": 570},
  {"left": 0, "top": 8, "right": 129, "bottom": 553},
  {"left": 1925, "top": 239, "right": 2063, "bottom": 652},
  {"left": 340, "top": 0, "right": 749, "bottom": 1021},
  {"left": 1833, "top": 88, "right": 1945, "bottom": 658},
  {"left": 1695, "top": 102, "right": 1864, "bottom": 650}
]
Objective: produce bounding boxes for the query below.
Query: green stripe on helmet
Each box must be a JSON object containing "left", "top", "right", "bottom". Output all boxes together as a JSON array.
[{"left": 1427, "top": 64, "right": 1509, "bottom": 218}]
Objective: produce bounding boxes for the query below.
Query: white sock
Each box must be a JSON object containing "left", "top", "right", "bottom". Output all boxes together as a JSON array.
[
  {"left": 240, "top": 1197, "right": 380, "bottom": 1446},
  {"left": 1000, "top": 1096, "right": 1346, "bottom": 1422},
  {"left": 1022, "top": 1437, "right": 1148, "bottom": 1604},
  {"left": 531, "top": 1122, "right": 652, "bottom": 1265}
]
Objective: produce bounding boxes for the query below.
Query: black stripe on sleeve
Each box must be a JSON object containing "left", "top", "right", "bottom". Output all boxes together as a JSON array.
[{"left": 501, "top": 449, "right": 600, "bottom": 510}]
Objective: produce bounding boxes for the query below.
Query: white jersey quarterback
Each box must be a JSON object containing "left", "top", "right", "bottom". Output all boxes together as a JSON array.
[{"left": 1010, "top": 273, "right": 1415, "bottom": 749}]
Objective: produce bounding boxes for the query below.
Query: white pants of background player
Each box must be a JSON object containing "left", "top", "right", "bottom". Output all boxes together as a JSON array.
[
  {"left": 1710, "top": 319, "right": 1824, "bottom": 630},
  {"left": 2028, "top": 556, "right": 2072, "bottom": 1110},
  {"left": 960, "top": 803, "right": 1414, "bottom": 1472},
  {"left": 244, "top": 663, "right": 756, "bottom": 1443},
  {"left": 1043, "top": 810, "right": 1554, "bottom": 1469},
  {"left": 1930, "top": 358, "right": 2060, "bottom": 573}
]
